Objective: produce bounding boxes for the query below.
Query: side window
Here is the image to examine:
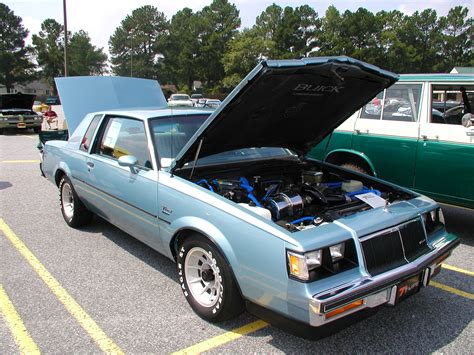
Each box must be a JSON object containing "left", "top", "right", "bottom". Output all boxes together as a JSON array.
[
  {"left": 97, "top": 117, "right": 152, "bottom": 169},
  {"left": 360, "top": 91, "right": 384, "bottom": 120},
  {"left": 359, "top": 84, "right": 422, "bottom": 122},
  {"left": 80, "top": 115, "right": 102, "bottom": 152},
  {"left": 382, "top": 84, "right": 422, "bottom": 122},
  {"left": 431, "top": 85, "right": 474, "bottom": 125}
]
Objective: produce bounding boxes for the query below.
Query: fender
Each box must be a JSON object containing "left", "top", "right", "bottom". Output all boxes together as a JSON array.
[
  {"left": 324, "top": 148, "right": 378, "bottom": 177},
  {"left": 168, "top": 216, "right": 241, "bottom": 276}
]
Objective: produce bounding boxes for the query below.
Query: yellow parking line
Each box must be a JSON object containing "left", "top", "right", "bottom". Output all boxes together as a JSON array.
[
  {"left": 0, "top": 285, "right": 41, "bottom": 354},
  {"left": 0, "top": 219, "right": 124, "bottom": 354},
  {"left": 430, "top": 281, "right": 474, "bottom": 300},
  {"left": 442, "top": 264, "right": 474, "bottom": 277},
  {"left": 172, "top": 320, "right": 268, "bottom": 355},
  {"left": 1, "top": 160, "right": 40, "bottom": 163}
]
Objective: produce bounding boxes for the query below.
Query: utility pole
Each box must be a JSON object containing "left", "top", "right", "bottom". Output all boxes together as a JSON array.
[{"left": 63, "top": 0, "right": 68, "bottom": 76}]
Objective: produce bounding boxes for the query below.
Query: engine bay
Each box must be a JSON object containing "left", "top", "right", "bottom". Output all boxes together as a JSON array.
[{"left": 178, "top": 159, "right": 414, "bottom": 232}]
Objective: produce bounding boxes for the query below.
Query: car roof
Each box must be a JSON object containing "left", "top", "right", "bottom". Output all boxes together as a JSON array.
[
  {"left": 90, "top": 107, "right": 213, "bottom": 120},
  {"left": 399, "top": 73, "right": 474, "bottom": 82}
]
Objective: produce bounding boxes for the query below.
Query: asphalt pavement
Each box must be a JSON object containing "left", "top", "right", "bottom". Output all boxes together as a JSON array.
[{"left": 0, "top": 131, "right": 472, "bottom": 354}]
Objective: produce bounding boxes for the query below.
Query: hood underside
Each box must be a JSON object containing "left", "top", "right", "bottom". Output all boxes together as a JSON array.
[
  {"left": 0, "top": 93, "right": 36, "bottom": 110},
  {"left": 173, "top": 56, "right": 398, "bottom": 171}
]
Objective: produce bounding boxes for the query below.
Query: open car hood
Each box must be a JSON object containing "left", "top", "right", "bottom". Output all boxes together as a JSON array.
[
  {"left": 172, "top": 57, "right": 398, "bottom": 171},
  {"left": 0, "top": 93, "right": 35, "bottom": 110},
  {"left": 55, "top": 76, "right": 167, "bottom": 134}
]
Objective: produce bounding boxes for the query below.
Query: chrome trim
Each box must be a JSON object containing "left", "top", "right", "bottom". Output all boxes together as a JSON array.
[
  {"left": 312, "top": 235, "right": 459, "bottom": 315},
  {"left": 359, "top": 218, "right": 420, "bottom": 242}
]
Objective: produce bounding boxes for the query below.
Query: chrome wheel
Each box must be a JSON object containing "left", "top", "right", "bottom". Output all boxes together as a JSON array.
[
  {"left": 61, "top": 182, "right": 74, "bottom": 219},
  {"left": 184, "top": 247, "right": 222, "bottom": 307}
]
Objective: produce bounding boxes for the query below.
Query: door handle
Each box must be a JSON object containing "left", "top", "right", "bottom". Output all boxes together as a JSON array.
[
  {"left": 355, "top": 129, "right": 368, "bottom": 135},
  {"left": 421, "top": 135, "right": 439, "bottom": 141},
  {"left": 86, "top": 162, "right": 94, "bottom": 168}
]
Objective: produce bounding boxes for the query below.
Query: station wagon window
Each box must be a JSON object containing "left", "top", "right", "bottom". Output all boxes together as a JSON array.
[
  {"left": 97, "top": 117, "right": 152, "bottom": 169},
  {"left": 360, "top": 84, "right": 422, "bottom": 122},
  {"left": 431, "top": 85, "right": 474, "bottom": 125},
  {"left": 80, "top": 115, "right": 102, "bottom": 152}
]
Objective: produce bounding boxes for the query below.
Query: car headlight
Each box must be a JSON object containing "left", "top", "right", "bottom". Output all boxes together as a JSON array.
[
  {"left": 287, "top": 240, "right": 358, "bottom": 282},
  {"left": 422, "top": 207, "right": 445, "bottom": 235}
]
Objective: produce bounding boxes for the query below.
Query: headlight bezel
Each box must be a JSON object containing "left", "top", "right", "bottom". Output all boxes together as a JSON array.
[
  {"left": 286, "top": 239, "right": 358, "bottom": 282},
  {"left": 421, "top": 207, "right": 445, "bottom": 235}
]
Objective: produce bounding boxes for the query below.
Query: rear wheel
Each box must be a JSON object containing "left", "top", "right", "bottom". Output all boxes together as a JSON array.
[
  {"left": 177, "top": 234, "right": 244, "bottom": 322},
  {"left": 59, "top": 176, "right": 92, "bottom": 227},
  {"left": 340, "top": 162, "right": 370, "bottom": 175}
]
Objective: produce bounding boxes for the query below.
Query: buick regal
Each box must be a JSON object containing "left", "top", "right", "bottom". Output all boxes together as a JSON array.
[{"left": 41, "top": 57, "right": 459, "bottom": 338}]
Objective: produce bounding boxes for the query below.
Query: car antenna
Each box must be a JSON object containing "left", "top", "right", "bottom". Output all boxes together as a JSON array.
[{"left": 189, "top": 138, "right": 204, "bottom": 179}]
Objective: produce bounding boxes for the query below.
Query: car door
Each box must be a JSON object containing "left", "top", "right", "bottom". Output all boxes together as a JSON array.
[
  {"left": 352, "top": 83, "right": 423, "bottom": 188},
  {"left": 83, "top": 115, "right": 161, "bottom": 251},
  {"left": 414, "top": 82, "right": 474, "bottom": 208}
]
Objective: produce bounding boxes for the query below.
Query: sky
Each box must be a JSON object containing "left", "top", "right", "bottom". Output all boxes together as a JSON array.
[{"left": 5, "top": 0, "right": 472, "bottom": 54}]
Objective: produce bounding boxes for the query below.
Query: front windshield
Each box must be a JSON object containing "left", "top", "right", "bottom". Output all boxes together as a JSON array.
[
  {"left": 150, "top": 114, "right": 296, "bottom": 168},
  {"left": 172, "top": 95, "right": 190, "bottom": 101},
  {"left": 150, "top": 114, "right": 209, "bottom": 167}
]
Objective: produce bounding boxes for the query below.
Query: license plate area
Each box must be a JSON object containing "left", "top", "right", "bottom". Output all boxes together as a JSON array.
[
  {"left": 395, "top": 274, "right": 421, "bottom": 304},
  {"left": 17, "top": 123, "right": 26, "bottom": 128}
]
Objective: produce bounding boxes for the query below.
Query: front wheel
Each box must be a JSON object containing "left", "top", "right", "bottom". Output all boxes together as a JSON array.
[
  {"left": 177, "top": 235, "right": 244, "bottom": 322},
  {"left": 59, "top": 175, "right": 92, "bottom": 227}
]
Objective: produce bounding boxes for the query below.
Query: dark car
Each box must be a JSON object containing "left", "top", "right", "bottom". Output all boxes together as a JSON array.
[{"left": 0, "top": 93, "right": 43, "bottom": 134}]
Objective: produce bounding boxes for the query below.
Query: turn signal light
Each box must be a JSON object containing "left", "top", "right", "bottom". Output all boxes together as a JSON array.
[{"left": 325, "top": 299, "right": 364, "bottom": 319}]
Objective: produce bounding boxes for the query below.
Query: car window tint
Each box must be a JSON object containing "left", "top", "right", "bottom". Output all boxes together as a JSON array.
[
  {"left": 360, "top": 91, "right": 384, "bottom": 120},
  {"left": 98, "top": 117, "right": 152, "bottom": 169},
  {"left": 80, "top": 115, "right": 102, "bottom": 152},
  {"left": 431, "top": 85, "right": 474, "bottom": 125},
  {"left": 382, "top": 84, "right": 422, "bottom": 122},
  {"left": 150, "top": 114, "right": 209, "bottom": 167}
]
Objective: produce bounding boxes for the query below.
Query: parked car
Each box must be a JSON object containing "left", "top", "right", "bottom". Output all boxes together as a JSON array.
[
  {"left": 190, "top": 93, "right": 204, "bottom": 105},
  {"left": 45, "top": 95, "right": 61, "bottom": 105},
  {"left": 168, "top": 94, "right": 193, "bottom": 107},
  {"left": 42, "top": 59, "right": 459, "bottom": 339},
  {"left": 203, "top": 99, "right": 221, "bottom": 109},
  {"left": 0, "top": 93, "right": 43, "bottom": 134},
  {"left": 194, "top": 98, "right": 210, "bottom": 107},
  {"left": 33, "top": 100, "right": 49, "bottom": 113},
  {"left": 308, "top": 73, "right": 474, "bottom": 209}
]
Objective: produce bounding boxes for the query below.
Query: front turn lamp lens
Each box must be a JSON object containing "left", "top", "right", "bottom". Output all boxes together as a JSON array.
[
  {"left": 288, "top": 252, "right": 309, "bottom": 280},
  {"left": 329, "top": 243, "right": 345, "bottom": 262}
]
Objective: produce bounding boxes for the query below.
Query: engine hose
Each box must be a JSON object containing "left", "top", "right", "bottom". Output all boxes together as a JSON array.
[
  {"left": 290, "top": 216, "right": 315, "bottom": 225},
  {"left": 195, "top": 179, "right": 214, "bottom": 192},
  {"left": 239, "top": 177, "right": 262, "bottom": 207}
]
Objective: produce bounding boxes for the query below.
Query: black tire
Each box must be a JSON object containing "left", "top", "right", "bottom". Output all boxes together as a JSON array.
[
  {"left": 59, "top": 175, "right": 92, "bottom": 228},
  {"left": 340, "top": 162, "right": 370, "bottom": 175},
  {"left": 33, "top": 126, "right": 41, "bottom": 133},
  {"left": 177, "top": 234, "right": 244, "bottom": 322}
]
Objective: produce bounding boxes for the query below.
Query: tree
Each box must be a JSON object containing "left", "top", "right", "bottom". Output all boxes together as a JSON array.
[
  {"left": 0, "top": 4, "right": 35, "bottom": 92},
  {"left": 222, "top": 28, "right": 268, "bottom": 88},
  {"left": 438, "top": 6, "right": 473, "bottom": 71},
  {"left": 196, "top": 0, "right": 241, "bottom": 89},
  {"left": 32, "top": 19, "right": 66, "bottom": 91},
  {"left": 162, "top": 8, "right": 200, "bottom": 90},
  {"left": 68, "top": 30, "right": 107, "bottom": 76},
  {"left": 109, "top": 5, "right": 168, "bottom": 78}
]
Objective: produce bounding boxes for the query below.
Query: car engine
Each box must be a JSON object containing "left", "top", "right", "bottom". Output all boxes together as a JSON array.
[{"left": 185, "top": 159, "right": 413, "bottom": 232}]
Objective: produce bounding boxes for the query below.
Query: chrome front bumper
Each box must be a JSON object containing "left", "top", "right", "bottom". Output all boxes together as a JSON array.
[{"left": 309, "top": 233, "right": 459, "bottom": 327}]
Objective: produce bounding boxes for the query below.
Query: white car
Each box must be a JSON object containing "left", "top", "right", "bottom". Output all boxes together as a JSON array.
[{"left": 168, "top": 94, "right": 193, "bottom": 107}]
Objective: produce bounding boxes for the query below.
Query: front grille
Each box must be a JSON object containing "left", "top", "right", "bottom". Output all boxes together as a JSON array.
[{"left": 361, "top": 219, "right": 429, "bottom": 276}]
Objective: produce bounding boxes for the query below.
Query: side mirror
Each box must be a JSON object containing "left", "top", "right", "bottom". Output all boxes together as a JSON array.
[
  {"left": 462, "top": 114, "right": 474, "bottom": 136},
  {"left": 118, "top": 155, "right": 139, "bottom": 174}
]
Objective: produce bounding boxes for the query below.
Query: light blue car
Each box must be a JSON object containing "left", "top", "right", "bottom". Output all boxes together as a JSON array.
[{"left": 41, "top": 57, "right": 459, "bottom": 338}]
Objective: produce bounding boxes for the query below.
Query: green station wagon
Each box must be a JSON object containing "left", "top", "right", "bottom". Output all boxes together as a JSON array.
[{"left": 308, "top": 74, "right": 474, "bottom": 209}]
